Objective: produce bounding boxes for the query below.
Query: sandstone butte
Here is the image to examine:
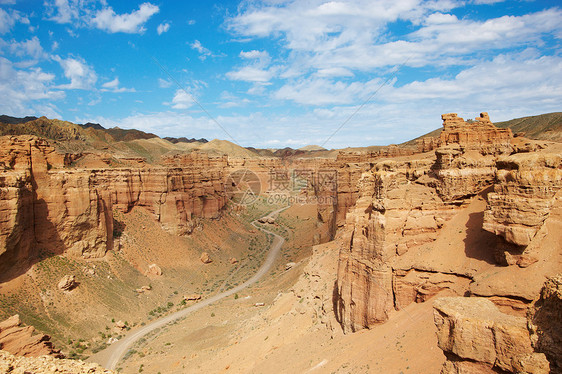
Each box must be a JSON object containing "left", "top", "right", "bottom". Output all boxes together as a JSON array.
[{"left": 0, "top": 111, "right": 560, "bottom": 371}]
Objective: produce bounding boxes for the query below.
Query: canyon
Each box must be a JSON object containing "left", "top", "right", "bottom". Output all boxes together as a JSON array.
[{"left": 0, "top": 112, "right": 560, "bottom": 373}]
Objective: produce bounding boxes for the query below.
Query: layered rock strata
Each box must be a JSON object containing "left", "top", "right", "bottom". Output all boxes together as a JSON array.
[
  {"left": 483, "top": 152, "right": 562, "bottom": 247},
  {"left": 433, "top": 112, "right": 513, "bottom": 202},
  {"left": 0, "top": 315, "right": 62, "bottom": 358},
  {"left": 528, "top": 274, "right": 562, "bottom": 372},
  {"left": 433, "top": 297, "right": 550, "bottom": 374},
  {"left": 334, "top": 112, "right": 555, "bottom": 333},
  {"left": 334, "top": 158, "right": 461, "bottom": 332},
  {"left": 0, "top": 136, "right": 228, "bottom": 278}
]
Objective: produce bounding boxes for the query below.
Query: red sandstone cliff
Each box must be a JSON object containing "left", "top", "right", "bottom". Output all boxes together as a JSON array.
[
  {"left": 0, "top": 136, "right": 228, "bottom": 280},
  {"left": 334, "top": 112, "right": 561, "bottom": 334}
]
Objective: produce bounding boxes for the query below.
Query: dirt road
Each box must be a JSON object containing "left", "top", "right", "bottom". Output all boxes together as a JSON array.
[{"left": 91, "top": 207, "right": 287, "bottom": 370}]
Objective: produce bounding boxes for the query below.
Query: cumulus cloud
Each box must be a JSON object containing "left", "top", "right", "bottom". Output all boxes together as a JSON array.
[
  {"left": 92, "top": 2, "right": 159, "bottom": 33},
  {"left": 43, "top": 1, "right": 160, "bottom": 34},
  {"left": 170, "top": 89, "right": 194, "bottom": 109},
  {"left": 157, "top": 22, "right": 170, "bottom": 35},
  {"left": 274, "top": 77, "right": 382, "bottom": 105},
  {"left": 0, "top": 56, "right": 64, "bottom": 116},
  {"left": 8, "top": 36, "right": 48, "bottom": 60},
  {"left": 226, "top": 66, "right": 277, "bottom": 83},
  {"left": 228, "top": 1, "right": 562, "bottom": 76},
  {"left": 53, "top": 55, "right": 97, "bottom": 89},
  {"left": 226, "top": 49, "right": 278, "bottom": 84},
  {"left": 44, "top": 0, "right": 81, "bottom": 24}
]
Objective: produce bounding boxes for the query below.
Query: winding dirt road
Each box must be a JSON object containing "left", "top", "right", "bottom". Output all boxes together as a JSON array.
[{"left": 91, "top": 207, "right": 287, "bottom": 370}]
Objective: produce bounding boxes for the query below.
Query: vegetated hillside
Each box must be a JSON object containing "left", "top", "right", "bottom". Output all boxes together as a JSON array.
[
  {"left": 0, "top": 116, "right": 158, "bottom": 144},
  {"left": 0, "top": 117, "right": 86, "bottom": 142},
  {"left": 494, "top": 112, "right": 562, "bottom": 141}
]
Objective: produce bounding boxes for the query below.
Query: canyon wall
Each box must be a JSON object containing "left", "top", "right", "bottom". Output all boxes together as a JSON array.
[
  {"left": 0, "top": 137, "right": 228, "bottom": 279},
  {"left": 434, "top": 274, "right": 561, "bottom": 373},
  {"left": 333, "top": 112, "right": 562, "bottom": 333}
]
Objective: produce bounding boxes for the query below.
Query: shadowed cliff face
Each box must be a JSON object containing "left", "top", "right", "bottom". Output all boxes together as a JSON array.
[
  {"left": 334, "top": 112, "right": 562, "bottom": 334},
  {"left": 0, "top": 136, "right": 229, "bottom": 282}
]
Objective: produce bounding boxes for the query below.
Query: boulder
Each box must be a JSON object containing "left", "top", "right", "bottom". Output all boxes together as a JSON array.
[
  {"left": 146, "top": 264, "right": 162, "bottom": 276},
  {"left": 57, "top": 275, "right": 77, "bottom": 291},
  {"left": 200, "top": 252, "right": 212, "bottom": 264},
  {"left": 184, "top": 294, "right": 202, "bottom": 301},
  {"left": 136, "top": 285, "right": 152, "bottom": 293},
  {"left": 285, "top": 262, "right": 296, "bottom": 270},
  {"left": 433, "top": 297, "right": 549, "bottom": 373}
]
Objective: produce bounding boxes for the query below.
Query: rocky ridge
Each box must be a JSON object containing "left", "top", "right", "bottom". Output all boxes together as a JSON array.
[
  {"left": 0, "top": 136, "right": 228, "bottom": 280},
  {"left": 0, "top": 349, "right": 114, "bottom": 373},
  {"left": 334, "top": 112, "right": 562, "bottom": 333},
  {"left": 0, "top": 315, "right": 62, "bottom": 358}
]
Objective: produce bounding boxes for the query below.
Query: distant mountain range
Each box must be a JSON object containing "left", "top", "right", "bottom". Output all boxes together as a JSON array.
[{"left": 1, "top": 112, "right": 560, "bottom": 161}]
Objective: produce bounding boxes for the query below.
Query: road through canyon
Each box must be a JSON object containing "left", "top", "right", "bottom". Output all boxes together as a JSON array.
[{"left": 91, "top": 206, "right": 288, "bottom": 370}]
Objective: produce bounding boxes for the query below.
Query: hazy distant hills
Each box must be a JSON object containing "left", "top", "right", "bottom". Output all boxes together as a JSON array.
[
  {"left": 1, "top": 112, "right": 560, "bottom": 161},
  {"left": 0, "top": 115, "right": 39, "bottom": 124}
]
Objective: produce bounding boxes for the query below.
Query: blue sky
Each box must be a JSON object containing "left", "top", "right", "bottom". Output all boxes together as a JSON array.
[{"left": 0, "top": 0, "right": 561, "bottom": 148}]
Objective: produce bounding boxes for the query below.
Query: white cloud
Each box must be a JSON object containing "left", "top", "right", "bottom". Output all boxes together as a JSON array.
[
  {"left": 45, "top": 0, "right": 80, "bottom": 24},
  {"left": 383, "top": 53, "right": 562, "bottom": 107},
  {"left": 227, "top": 49, "right": 277, "bottom": 83},
  {"left": 190, "top": 40, "right": 211, "bottom": 61},
  {"left": 274, "top": 77, "right": 382, "bottom": 105},
  {"left": 0, "top": 57, "right": 65, "bottom": 116},
  {"left": 228, "top": 2, "right": 562, "bottom": 77},
  {"left": 74, "top": 111, "right": 222, "bottom": 140},
  {"left": 0, "top": 8, "right": 16, "bottom": 34},
  {"left": 100, "top": 77, "right": 135, "bottom": 92},
  {"left": 70, "top": 49, "right": 562, "bottom": 148},
  {"left": 92, "top": 2, "right": 159, "bottom": 33},
  {"left": 158, "top": 78, "right": 172, "bottom": 88},
  {"left": 315, "top": 67, "right": 354, "bottom": 78},
  {"left": 53, "top": 55, "right": 97, "bottom": 89},
  {"left": 170, "top": 89, "right": 194, "bottom": 109},
  {"left": 226, "top": 66, "right": 277, "bottom": 83},
  {"left": 157, "top": 22, "right": 170, "bottom": 35},
  {"left": 0, "top": 8, "right": 28, "bottom": 34},
  {"left": 8, "top": 36, "right": 48, "bottom": 60},
  {"left": 240, "top": 50, "right": 270, "bottom": 62}
]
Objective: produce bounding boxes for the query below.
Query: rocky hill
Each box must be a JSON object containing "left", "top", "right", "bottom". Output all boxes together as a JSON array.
[
  {"left": 495, "top": 112, "right": 562, "bottom": 142},
  {"left": 403, "top": 112, "right": 562, "bottom": 147}
]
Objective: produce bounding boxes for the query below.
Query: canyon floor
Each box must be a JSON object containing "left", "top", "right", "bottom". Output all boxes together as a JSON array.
[{"left": 102, "top": 189, "right": 525, "bottom": 373}]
